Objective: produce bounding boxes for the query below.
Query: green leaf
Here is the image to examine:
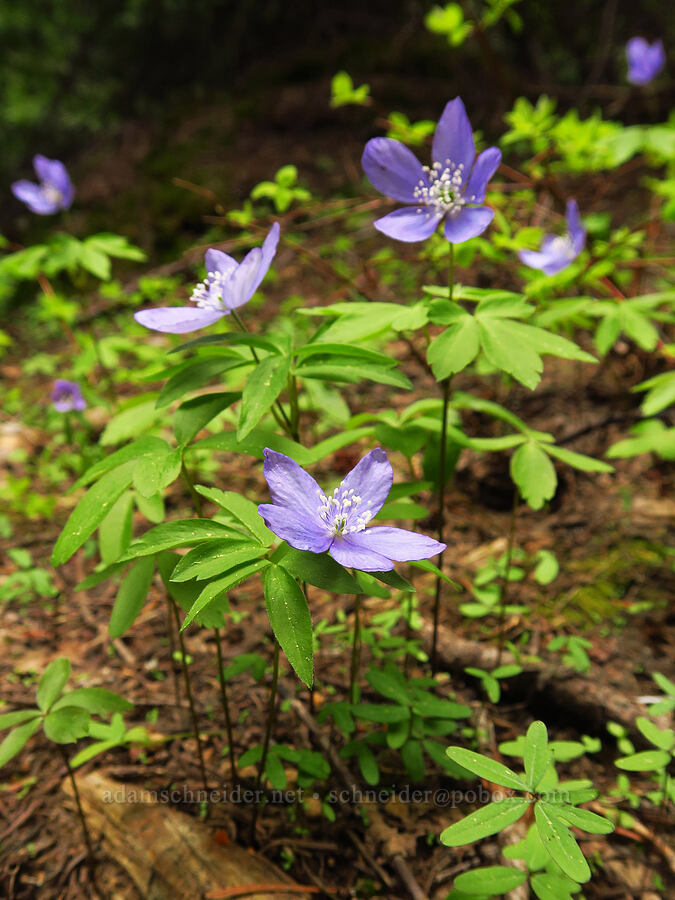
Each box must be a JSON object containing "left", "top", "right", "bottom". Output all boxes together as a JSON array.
[
  {"left": 109, "top": 557, "right": 156, "bottom": 639},
  {"left": 100, "top": 398, "right": 160, "bottom": 446},
  {"left": 37, "top": 658, "right": 71, "bottom": 711},
  {"left": 440, "top": 797, "right": 530, "bottom": 846},
  {"left": 298, "top": 362, "right": 411, "bottom": 390},
  {"left": 276, "top": 548, "right": 362, "bottom": 594},
  {"left": 195, "top": 486, "right": 275, "bottom": 545},
  {"left": 0, "top": 719, "right": 42, "bottom": 768},
  {"left": 52, "top": 460, "right": 137, "bottom": 565},
  {"left": 78, "top": 242, "right": 111, "bottom": 279},
  {"left": 181, "top": 560, "right": 269, "bottom": 630},
  {"left": 636, "top": 717, "right": 674, "bottom": 751},
  {"left": 52, "top": 689, "right": 132, "bottom": 717},
  {"left": 530, "top": 873, "right": 579, "bottom": 900},
  {"left": 170, "top": 542, "right": 266, "bottom": 582},
  {"left": 192, "top": 427, "right": 313, "bottom": 465},
  {"left": 401, "top": 739, "right": 425, "bottom": 781},
  {"left": 511, "top": 442, "right": 557, "bottom": 510},
  {"left": 412, "top": 695, "right": 471, "bottom": 720},
  {"left": 525, "top": 721, "right": 551, "bottom": 792},
  {"left": 295, "top": 343, "right": 395, "bottom": 365},
  {"left": 533, "top": 550, "right": 559, "bottom": 585},
  {"left": 356, "top": 742, "right": 379, "bottom": 785},
  {"left": 174, "top": 392, "right": 240, "bottom": 447},
  {"left": 478, "top": 318, "right": 545, "bottom": 389},
  {"left": 157, "top": 356, "right": 245, "bottom": 408},
  {"left": 615, "top": 749, "right": 671, "bottom": 771},
  {"left": 366, "top": 667, "right": 411, "bottom": 705},
  {"left": 351, "top": 704, "right": 410, "bottom": 724},
  {"left": 545, "top": 444, "right": 614, "bottom": 473},
  {"left": 444, "top": 747, "right": 527, "bottom": 790},
  {"left": 0, "top": 709, "right": 41, "bottom": 731},
  {"left": 73, "top": 437, "right": 169, "bottom": 489},
  {"left": 535, "top": 801, "right": 591, "bottom": 883},
  {"left": 552, "top": 804, "right": 614, "bottom": 834},
  {"left": 132, "top": 449, "right": 182, "bottom": 499},
  {"left": 43, "top": 707, "right": 91, "bottom": 744},
  {"left": 263, "top": 565, "right": 314, "bottom": 687},
  {"left": 427, "top": 318, "right": 480, "bottom": 380},
  {"left": 118, "top": 520, "right": 236, "bottom": 561},
  {"left": 238, "top": 354, "right": 291, "bottom": 440},
  {"left": 454, "top": 866, "right": 527, "bottom": 893},
  {"left": 98, "top": 491, "right": 134, "bottom": 565}
]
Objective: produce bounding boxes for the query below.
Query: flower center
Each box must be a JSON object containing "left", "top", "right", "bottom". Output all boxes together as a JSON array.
[
  {"left": 41, "top": 183, "right": 63, "bottom": 206},
  {"left": 191, "top": 270, "right": 228, "bottom": 311},
  {"left": 317, "top": 486, "right": 373, "bottom": 537},
  {"left": 549, "top": 235, "right": 575, "bottom": 259},
  {"left": 413, "top": 160, "right": 466, "bottom": 217}
]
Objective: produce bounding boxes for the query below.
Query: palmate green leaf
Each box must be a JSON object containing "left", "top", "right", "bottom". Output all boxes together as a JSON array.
[
  {"left": 37, "top": 658, "right": 71, "bottom": 712},
  {"left": 427, "top": 317, "right": 480, "bottom": 380},
  {"left": 98, "top": 491, "right": 134, "bottom": 565},
  {"left": 534, "top": 801, "right": 591, "bottom": 883},
  {"left": 454, "top": 866, "right": 527, "bottom": 894},
  {"left": 0, "top": 718, "right": 42, "bottom": 768},
  {"left": 157, "top": 552, "right": 227, "bottom": 628},
  {"left": 171, "top": 542, "right": 266, "bottom": 582},
  {"left": 525, "top": 721, "right": 551, "bottom": 792},
  {"left": 52, "top": 689, "right": 132, "bottom": 717},
  {"left": 73, "top": 436, "right": 169, "bottom": 489},
  {"left": 109, "top": 556, "right": 156, "bottom": 639},
  {"left": 132, "top": 449, "right": 182, "bottom": 499},
  {"left": 275, "top": 547, "right": 362, "bottom": 594},
  {"left": 174, "top": 392, "right": 240, "bottom": 447},
  {"left": 305, "top": 301, "right": 428, "bottom": 343},
  {"left": 441, "top": 797, "right": 530, "bottom": 846},
  {"left": 117, "top": 520, "right": 237, "bottom": 562},
  {"left": 195, "top": 486, "right": 275, "bottom": 545},
  {"left": 510, "top": 442, "right": 557, "bottom": 510},
  {"left": 182, "top": 559, "right": 270, "bottom": 630},
  {"left": 157, "top": 356, "right": 247, "bottom": 408},
  {"left": 263, "top": 564, "right": 313, "bottom": 687},
  {"left": 445, "top": 747, "right": 527, "bottom": 790},
  {"left": 52, "top": 460, "right": 137, "bottom": 565},
  {"left": 0, "top": 710, "right": 41, "bottom": 731},
  {"left": 615, "top": 749, "right": 671, "bottom": 771},
  {"left": 238, "top": 354, "right": 291, "bottom": 440},
  {"left": 551, "top": 804, "right": 614, "bottom": 834},
  {"left": 43, "top": 707, "right": 91, "bottom": 744},
  {"left": 635, "top": 370, "right": 675, "bottom": 416}
]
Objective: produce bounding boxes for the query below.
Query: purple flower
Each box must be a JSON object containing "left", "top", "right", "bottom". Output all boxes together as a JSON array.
[
  {"left": 51, "top": 380, "right": 87, "bottom": 413},
  {"left": 11, "top": 155, "right": 74, "bottom": 215},
  {"left": 518, "top": 200, "right": 586, "bottom": 276},
  {"left": 362, "top": 97, "right": 501, "bottom": 243},
  {"left": 626, "top": 37, "right": 666, "bottom": 85},
  {"left": 258, "top": 448, "right": 446, "bottom": 572},
  {"left": 134, "top": 223, "right": 280, "bottom": 333}
]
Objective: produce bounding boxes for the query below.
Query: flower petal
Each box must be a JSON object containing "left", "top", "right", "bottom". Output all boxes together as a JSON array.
[
  {"left": 362, "top": 137, "right": 427, "bottom": 203},
  {"left": 432, "top": 98, "right": 475, "bottom": 182},
  {"left": 33, "top": 155, "right": 73, "bottom": 206},
  {"left": 257, "top": 504, "right": 331, "bottom": 553},
  {"left": 351, "top": 526, "right": 446, "bottom": 562},
  {"left": 465, "top": 147, "right": 502, "bottom": 204},
  {"left": 443, "top": 206, "right": 494, "bottom": 243},
  {"left": 374, "top": 207, "right": 442, "bottom": 242},
  {"left": 565, "top": 199, "right": 586, "bottom": 254},
  {"left": 261, "top": 448, "right": 325, "bottom": 520},
  {"left": 134, "top": 306, "right": 226, "bottom": 333},
  {"left": 11, "top": 180, "right": 58, "bottom": 214},
  {"left": 205, "top": 248, "right": 238, "bottom": 279},
  {"left": 249, "top": 221, "right": 280, "bottom": 295},
  {"left": 223, "top": 247, "right": 263, "bottom": 310},
  {"left": 337, "top": 448, "right": 393, "bottom": 521},
  {"left": 328, "top": 535, "right": 394, "bottom": 572},
  {"left": 517, "top": 248, "right": 550, "bottom": 271}
]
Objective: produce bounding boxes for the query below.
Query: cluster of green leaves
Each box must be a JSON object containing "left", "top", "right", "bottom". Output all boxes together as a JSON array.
[{"left": 425, "top": 0, "right": 523, "bottom": 48}]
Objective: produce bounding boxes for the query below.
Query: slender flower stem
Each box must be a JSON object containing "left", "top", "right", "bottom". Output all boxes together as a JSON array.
[
  {"left": 214, "top": 627, "right": 238, "bottom": 785},
  {"left": 171, "top": 600, "right": 209, "bottom": 799},
  {"left": 287, "top": 373, "right": 300, "bottom": 442},
  {"left": 497, "top": 487, "right": 519, "bottom": 667},
  {"left": 349, "top": 595, "right": 362, "bottom": 706},
  {"left": 250, "top": 641, "right": 280, "bottom": 840},
  {"left": 165, "top": 593, "right": 181, "bottom": 707},
  {"left": 230, "top": 308, "right": 296, "bottom": 437},
  {"left": 59, "top": 745, "right": 97, "bottom": 885},
  {"left": 431, "top": 243, "right": 454, "bottom": 674}
]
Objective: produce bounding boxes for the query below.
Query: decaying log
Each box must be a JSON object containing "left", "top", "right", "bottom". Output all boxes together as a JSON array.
[
  {"left": 422, "top": 622, "right": 647, "bottom": 734},
  {"left": 62, "top": 771, "right": 311, "bottom": 900}
]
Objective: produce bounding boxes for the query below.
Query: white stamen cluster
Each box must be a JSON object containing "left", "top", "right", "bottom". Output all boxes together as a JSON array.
[
  {"left": 41, "top": 183, "right": 63, "bottom": 206},
  {"left": 413, "top": 159, "right": 475, "bottom": 218},
  {"left": 547, "top": 235, "right": 575, "bottom": 260},
  {"left": 317, "top": 486, "right": 374, "bottom": 537},
  {"left": 191, "top": 270, "right": 229, "bottom": 311}
]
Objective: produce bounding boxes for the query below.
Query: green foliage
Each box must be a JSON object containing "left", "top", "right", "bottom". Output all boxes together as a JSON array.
[{"left": 330, "top": 71, "right": 371, "bottom": 108}]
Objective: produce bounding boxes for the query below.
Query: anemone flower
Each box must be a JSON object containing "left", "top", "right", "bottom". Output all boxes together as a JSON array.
[
  {"left": 134, "top": 222, "right": 280, "bottom": 333},
  {"left": 362, "top": 97, "right": 501, "bottom": 244},
  {"left": 51, "top": 380, "right": 87, "bottom": 413},
  {"left": 12, "top": 155, "right": 74, "bottom": 215},
  {"left": 258, "top": 447, "right": 446, "bottom": 572},
  {"left": 626, "top": 37, "right": 666, "bottom": 85},
  {"left": 518, "top": 200, "right": 586, "bottom": 276}
]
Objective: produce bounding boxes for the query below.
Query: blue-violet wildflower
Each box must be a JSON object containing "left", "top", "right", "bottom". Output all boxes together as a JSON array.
[
  {"left": 52, "top": 380, "right": 87, "bottom": 413},
  {"left": 12, "top": 155, "right": 74, "bottom": 215},
  {"left": 362, "top": 97, "right": 501, "bottom": 243},
  {"left": 626, "top": 37, "right": 666, "bottom": 85},
  {"left": 258, "top": 448, "right": 446, "bottom": 572},
  {"left": 518, "top": 200, "right": 586, "bottom": 276},
  {"left": 134, "top": 222, "right": 280, "bottom": 333}
]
